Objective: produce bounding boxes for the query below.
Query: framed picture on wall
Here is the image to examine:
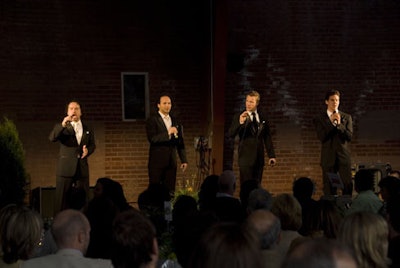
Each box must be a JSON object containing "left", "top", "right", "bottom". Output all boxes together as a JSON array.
[{"left": 121, "top": 72, "right": 149, "bottom": 121}]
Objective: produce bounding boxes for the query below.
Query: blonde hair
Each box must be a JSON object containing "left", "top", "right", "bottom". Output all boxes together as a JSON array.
[
  {"left": 246, "top": 90, "right": 261, "bottom": 104},
  {"left": 338, "top": 212, "right": 389, "bottom": 268},
  {"left": 271, "top": 193, "right": 302, "bottom": 231}
]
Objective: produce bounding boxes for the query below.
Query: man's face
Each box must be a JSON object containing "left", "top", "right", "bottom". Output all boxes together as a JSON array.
[
  {"left": 246, "top": 95, "right": 258, "bottom": 112},
  {"left": 67, "top": 102, "right": 82, "bottom": 122},
  {"left": 158, "top": 96, "right": 172, "bottom": 115},
  {"left": 325, "top": 94, "right": 340, "bottom": 112}
]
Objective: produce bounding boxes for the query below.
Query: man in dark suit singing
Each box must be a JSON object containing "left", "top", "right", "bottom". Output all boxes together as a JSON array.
[
  {"left": 146, "top": 95, "right": 188, "bottom": 194},
  {"left": 49, "top": 101, "right": 96, "bottom": 213},
  {"left": 314, "top": 89, "right": 353, "bottom": 197},
  {"left": 228, "top": 90, "right": 276, "bottom": 184}
]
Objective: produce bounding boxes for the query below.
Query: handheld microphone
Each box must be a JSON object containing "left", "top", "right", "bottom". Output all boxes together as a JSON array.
[{"left": 333, "top": 111, "right": 338, "bottom": 126}]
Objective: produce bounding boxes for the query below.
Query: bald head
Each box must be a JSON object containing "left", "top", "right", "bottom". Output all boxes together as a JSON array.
[{"left": 51, "top": 209, "right": 90, "bottom": 252}]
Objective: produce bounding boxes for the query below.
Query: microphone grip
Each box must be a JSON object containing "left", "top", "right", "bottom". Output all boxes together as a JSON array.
[{"left": 174, "top": 125, "right": 179, "bottom": 138}]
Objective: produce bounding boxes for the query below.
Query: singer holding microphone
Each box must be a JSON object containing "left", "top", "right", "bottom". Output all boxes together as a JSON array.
[
  {"left": 228, "top": 90, "right": 276, "bottom": 184},
  {"left": 146, "top": 95, "right": 188, "bottom": 194},
  {"left": 49, "top": 100, "right": 96, "bottom": 213},
  {"left": 314, "top": 89, "right": 353, "bottom": 197}
]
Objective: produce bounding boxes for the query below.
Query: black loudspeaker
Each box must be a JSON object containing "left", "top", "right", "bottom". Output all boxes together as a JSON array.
[{"left": 31, "top": 186, "right": 94, "bottom": 219}]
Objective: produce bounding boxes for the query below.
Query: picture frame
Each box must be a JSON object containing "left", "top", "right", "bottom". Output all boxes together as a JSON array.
[{"left": 121, "top": 72, "right": 149, "bottom": 121}]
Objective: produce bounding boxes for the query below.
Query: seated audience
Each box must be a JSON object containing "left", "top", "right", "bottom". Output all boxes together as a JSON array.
[
  {"left": 270, "top": 193, "right": 303, "bottom": 258},
  {"left": 300, "top": 199, "right": 343, "bottom": 239},
  {"left": 282, "top": 237, "right": 357, "bottom": 268},
  {"left": 197, "top": 174, "right": 219, "bottom": 213},
  {"left": 138, "top": 183, "right": 171, "bottom": 238},
  {"left": 110, "top": 209, "right": 158, "bottom": 268},
  {"left": 245, "top": 210, "right": 282, "bottom": 268},
  {"left": 187, "top": 222, "right": 263, "bottom": 268},
  {"left": 213, "top": 170, "right": 245, "bottom": 223},
  {"left": 338, "top": 211, "right": 390, "bottom": 268},
  {"left": 85, "top": 177, "right": 132, "bottom": 259},
  {"left": 239, "top": 179, "right": 260, "bottom": 212},
  {"left": 345, "top": 169, "right": 383, "bottom": 215},
  {"left": 292, "top": 177, "right": 319, "bottom": 236},
  {"left": 0, "top": 204, "right": 43, "bottom": 267},
  {"left": 378, "top": 176, "right": 400, "bottom": 217},
  {"left": 246, "top": 188, "right": 273, "bottom": 215},
  {"left": 385, "top": 194, "right": 400, "bottom": 267},
  {"left": 22, "top": 209, "right": 112, "bottom": 268}
]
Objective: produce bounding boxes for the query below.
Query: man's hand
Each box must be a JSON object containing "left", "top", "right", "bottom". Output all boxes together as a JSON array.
[
  {"left": 268, "top": 158, "right": 276, "bottom": 167},
  {"left": 62, "top": 115, "right": 73, "bottom": 127},
  {"left": 180, "top": 163, "right": 188, "bottom": 172},
  {"left": 81, "top": 145, "right": 88, "bottom": 159},
  {"left": 239, "top": 111, "right": 249, "bottom": 124}
]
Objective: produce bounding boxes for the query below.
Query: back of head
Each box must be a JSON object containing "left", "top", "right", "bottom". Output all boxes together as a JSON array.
[
  {"left": 271, "top": 193, "right": 302, "bottom": 231},
  {"left": 188, "top": 222, "right": 263, "bottom": 268},
  {"left": 0, "top": 204, "right": 43, "bottom": 263},
  {"left": 293, "top": 177, "right": 315, "bottom": 201},
  {"left": 111, "top": 209, "right": 157, "bottom": 268},
  {"left": 282, "top": 238, "right": 356, "bottom": 268},
  {"left": 51, "top": 209, "right": 90, "bottom": 251},
  {"left": 246, "top": 188, "right": 273, "bottom": 213},
  {"left": 338, "top": 211, "right": 389, "bottom": 268},
  {"left": 246, "top": 210, "right": 281, "bottom": 250},
  {"left": 218, "top": 170, "right": 236, "bottom": 194},
  {"left": 354, "top": 169, "right": 375, "bottom": 192},
  {"left": 386, "top": 194, "right": 400, "bottom": 233},
  {"left": 96, "top": 177, "right": 130, "bottom": 211},
  {"left": 198, "top": 174, "right": 219, "bottom": 211}
]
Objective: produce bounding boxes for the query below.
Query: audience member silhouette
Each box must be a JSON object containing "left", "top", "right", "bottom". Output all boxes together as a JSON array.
[
  {"left": 23, "top": 209, "right": 112, "bottom": 268},
  {"left": 385, "top": 193, "right": 400, "bottom": 267},
  {"left": 172, "top": 194, "right": 200, "bottom": 268},
  {"left": 378, "top": 176, "right": 400, "bottom": 217},
  {"left": 346, "top": 169, "right": 383, "bottom": 215},
  {"left": 0, "top": 204, "right": 43, "bottom": 267},
  {"left": 213, "top": 170, "right": 245, "bottom": 223},
  {"left": 292, "top": 177, "right": 319, "bottom": 236},
  {"left": 239, "top": 179, "right": 260, "bottom": 212},
  {"left": 282, "top": 237, "right": 357, "bottom": 268},
  {"left": 197, "top": 174, "right": 218, "bottom": 213},
  {"left": 270, "top": 193, "right": 303, "bottom": 258},
  {"left": 138, "top": 183, "right": 171, "bottom": 239},
  {"left": 338, "top": 211, "right": 390, "bottom": 268},
  {"left": 85, "top": 177, "right": 132, "bottom": 259},
  {"left": 187, "top": 222, "right": 263, "bottom": 268},
  {"left": 110, "top": 209, "right": 158, "bottom": 268},
  {"left": 245, "top": 209, "right": 282, "bottom": 268},
  {"left": 246, "top": 188, "right": 273, "bottom": 214},
  {"left": 300, "top": 199, "right": 343, "bottom": 239}
]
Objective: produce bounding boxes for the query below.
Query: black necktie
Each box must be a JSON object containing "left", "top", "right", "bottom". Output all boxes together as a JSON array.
[{"left": 251, "top": 112, "right": 258, "bottom": 133}]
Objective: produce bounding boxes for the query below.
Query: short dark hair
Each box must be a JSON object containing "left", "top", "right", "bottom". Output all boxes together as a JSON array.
[
  {"left": 325, "top": 90, "right": 340, "bottom": 101},
  {"left": 111, "top": 209, "right": 156, "bottom": 268}
]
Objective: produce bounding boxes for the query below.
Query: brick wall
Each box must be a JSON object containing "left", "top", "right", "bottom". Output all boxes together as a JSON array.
[{"left": 0, "top": 0, "right": 399, "bottom": 204}]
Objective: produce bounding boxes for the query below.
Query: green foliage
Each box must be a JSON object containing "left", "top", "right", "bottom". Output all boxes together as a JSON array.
[{"left": 0, "top": 117, "right": 27, "bottom": 207}]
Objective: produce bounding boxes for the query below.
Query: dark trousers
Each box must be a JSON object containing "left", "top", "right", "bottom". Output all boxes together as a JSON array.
[
  {"left": 149, "top": 165, "right": 177, "bottom": 194},
  {"left": 55, "top": 165, "right": 89, "bottom": 214}
]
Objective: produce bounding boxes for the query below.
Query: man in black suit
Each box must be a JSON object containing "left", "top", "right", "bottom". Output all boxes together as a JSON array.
[
  {"left": 228, "top": 90, "right": 276, "bottom": 184},
  {"left": 146, "top": 95, "right": 188, "bottom": 193},
  {"left": 314, "top": 89, "right": 353, "bottom": 196},
  {"left": 49, "top": 101, "right": 96, "bottom": 213}
]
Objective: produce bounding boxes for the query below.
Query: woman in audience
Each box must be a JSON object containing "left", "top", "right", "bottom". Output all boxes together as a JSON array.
[
  {"left": 270, "top": 193, "right": 303, "bottom": 258},
  {"left": 187, "top": 222, "right": 263, "bottom": 268},
  {"left": 338, "top": 211, "right": 390, "bottom": 268},
  {"left": 0, "top": 204, "right": 43, "bottom": 267}
]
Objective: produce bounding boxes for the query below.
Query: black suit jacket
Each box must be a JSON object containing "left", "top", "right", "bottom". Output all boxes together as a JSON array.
[
  {"left": 146, "top": 113, "right": 187, "bottom": 169},
  {"left": 49, "top": 122, "right": 96, "bottom": 178},
  {"left": 313, "top": 111, "right": 352, "bottom": 168},
  {"left": 228, "top": 111, "right": 275, "bottom": 167}
]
